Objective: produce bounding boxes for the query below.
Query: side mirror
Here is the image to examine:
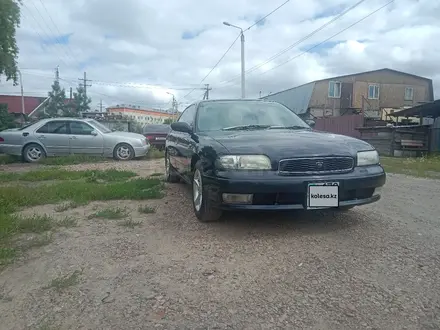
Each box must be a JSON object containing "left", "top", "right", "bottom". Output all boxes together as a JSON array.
[
  {"left": 305, "top": 119, "right": 315, "bottom": 128},
  {"left": 91, "top": 130, "right": 98, "bottom": 136},
  {"left": 171, "top": 122, "right": 192, "bottom": 134}
]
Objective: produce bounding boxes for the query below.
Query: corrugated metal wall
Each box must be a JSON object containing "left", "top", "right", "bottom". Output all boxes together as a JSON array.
[
  {"left": 314, "top": 115, "right": 364, "bottom": 138},
  {"left": 430, "top": 118, "right": 440, "bottom": 153}
]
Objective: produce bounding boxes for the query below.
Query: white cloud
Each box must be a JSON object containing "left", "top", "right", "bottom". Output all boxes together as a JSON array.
[{"left": 1, "top": 0, "right": 439, "bottom": 111}]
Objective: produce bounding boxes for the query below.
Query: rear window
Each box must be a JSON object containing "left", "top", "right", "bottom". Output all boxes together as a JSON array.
[{"left": 143, "top": 125, "right": 170, "bottom": 134}]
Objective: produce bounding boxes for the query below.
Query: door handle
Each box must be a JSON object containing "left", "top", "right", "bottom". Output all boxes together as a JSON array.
[
  {"left": 38, "top": 135, "right": 46, "bottom": 139},
  {"left": 70, "top": 136, "right": 77, "bottom": 140}
]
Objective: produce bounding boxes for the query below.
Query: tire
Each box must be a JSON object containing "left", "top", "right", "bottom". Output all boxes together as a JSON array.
[
  {"left": 192, "top": 160, "right": 223, "bottom": 222},
  {"left": 22, "top": 143, "right": 46, "bottom": 163},
  {"left": 113, "top": 143, "right": 134, "bottom": 161},
  {"left": 165, "top": 151, "right": 180, "bottom": 183}
]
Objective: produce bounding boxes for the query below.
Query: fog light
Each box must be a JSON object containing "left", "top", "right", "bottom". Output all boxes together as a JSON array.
[{"left": 222, "top": 193, "right": 253, "bottom": 204}]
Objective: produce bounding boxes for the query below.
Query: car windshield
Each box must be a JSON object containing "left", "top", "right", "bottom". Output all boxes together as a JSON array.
[
  {"left": 88, "top": 119, "right": 112, "bottom": 133},
  {"left": 196, "top": 100, "right": 310, "bottom": 132},
  {"left": 143, "top": 124, "right": 170, "bottom": 134}
]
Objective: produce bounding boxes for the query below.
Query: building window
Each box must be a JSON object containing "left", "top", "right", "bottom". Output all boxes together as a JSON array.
[
  {"left": 328, "top": 81, "right": 341, "bottom": 98},
  {"left": 404, "top": 87, "right": 414, "bottom": 101},
  {"left": 368, "top": 84, "right": 380, "bottom": 99}
]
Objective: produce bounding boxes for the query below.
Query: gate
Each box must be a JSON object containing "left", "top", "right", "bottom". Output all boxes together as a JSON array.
[{"left": 314, "top": 114, "right": 364, "bottom": 138}]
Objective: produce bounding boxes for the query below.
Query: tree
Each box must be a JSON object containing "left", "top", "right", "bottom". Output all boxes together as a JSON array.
[
  {"left": 65, "top": 85, "right": 91, "bottom": 117},
  {"left": 163, "top": 118, "right": 173, "bottom": 125},
  {"left": 45, "top": 80, "right": 66, "bottom": 117},
  {"left": 0, "top": 104, "right": 16, "bottom": 131},
  {"left": 0, "top": 0, "right": 21, "bottom": 85}
]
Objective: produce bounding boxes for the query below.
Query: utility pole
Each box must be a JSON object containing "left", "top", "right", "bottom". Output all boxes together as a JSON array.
[
  {"left": 55, "top": 66, "right": 59, "bottom": 82},
  {"left": 223, "top": 22, "right": 245, "bottom": 98},
  {"left": 69, "top": 87, "right": 73, "bottom": 101},
  {"left": 18, "top": 70, "right": 25, "bottom": 115},
  {"left": 100, "top": 99, "right": 103, "bottom": 112},
  {"left": 203, "top": 84, "right": 212, "bottom": 100},
  {"left": 78, "top": 71, "right": 92, "bottom": 97}
]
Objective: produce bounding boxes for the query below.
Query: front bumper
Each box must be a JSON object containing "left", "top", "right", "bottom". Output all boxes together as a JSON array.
[
  {"left": 203, "top": 165, "right": 386, "bottom": 210},
  {"left": 134, "top": 144, "right": 150, "bottom": 158}
]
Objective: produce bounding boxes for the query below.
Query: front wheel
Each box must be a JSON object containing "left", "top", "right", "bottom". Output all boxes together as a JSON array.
[
  {"left": 22, "top": 143, "right": 46, "bottom": 163},
  {"left": 113, "top": 143, "right": 134, "bottom": 161},
  {"left": 192, "top": 160, "right": 223, "bottom": 222}
]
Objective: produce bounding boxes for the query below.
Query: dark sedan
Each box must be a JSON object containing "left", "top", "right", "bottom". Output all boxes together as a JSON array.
[
  {"left": 143, "top": 124, "right": 170, "bottom": 150},
  {"left": 165, "top": 99, "right": 386, "bottom": 222}
]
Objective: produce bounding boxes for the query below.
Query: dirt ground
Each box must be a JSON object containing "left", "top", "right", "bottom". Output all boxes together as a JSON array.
[{"left": 0, "top": 161, "right": 440, "bottom": 330}]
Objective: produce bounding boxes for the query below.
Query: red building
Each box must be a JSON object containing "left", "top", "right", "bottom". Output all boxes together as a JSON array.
[{"left": 0, "top": 95, "right": 48, "bottom": 115}]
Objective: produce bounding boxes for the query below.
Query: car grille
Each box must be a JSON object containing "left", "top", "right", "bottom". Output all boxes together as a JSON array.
[{"left": 278, "top": 156, "right": 354, "bottom": 175}]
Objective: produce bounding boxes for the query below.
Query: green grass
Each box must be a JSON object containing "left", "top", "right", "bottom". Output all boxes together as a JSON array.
[
  {"left": 0, "top": 168, "right": 137, "bottom": 183},
  {"left": 381, "top": 155, "right": 440, "bottom": 179},
  {"left": 138, "top": 205, "right": 156, "bottom": 214},
  {"left": 88, "top": 206, "right": 129, "bottom": 220},
  {"left": 54, "top": 201, "right": 83, "bottom": 212},
  {"left": 119, "top": 218, "right": 143, "bottom": 228},
  {"left": 0, "top": 154, "right": 20, "bottom": 165},
  {"left": 146, "top": 147, "right": 164, "bottom": 159},
  {"left": 44, "top": 269, "right": 83, "bottom": 292}
]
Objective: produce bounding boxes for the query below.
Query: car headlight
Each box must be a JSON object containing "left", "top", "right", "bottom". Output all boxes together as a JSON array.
[
  {"left": 357, "top": 150, "right": 379, "bottom": 166},
  {"left": 218, "top": 155, "right": 271, "bottom": 170}
]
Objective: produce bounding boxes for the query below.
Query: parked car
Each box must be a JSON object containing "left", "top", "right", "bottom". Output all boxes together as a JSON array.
[
  {"left": 0, "top": 117, "right": 150, "bottom": 162},
  {"left": 143, "top": 124, "right": 170, "bottom": 150},
  {"left": 165, "top": 99, "right": 386, "bottom": 222}
]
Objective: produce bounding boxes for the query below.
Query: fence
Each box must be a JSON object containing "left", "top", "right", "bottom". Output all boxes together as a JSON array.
[{"left": 314, "top": 114, "right": 364, "bottom": 138}]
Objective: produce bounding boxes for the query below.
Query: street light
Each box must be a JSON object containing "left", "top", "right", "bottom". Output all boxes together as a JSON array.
[
  {"left": 166, "top": 91, "right": 177, "bottom": 119},
  {"left": 223, "top": 21, "right": 245, "bottom": 99}
]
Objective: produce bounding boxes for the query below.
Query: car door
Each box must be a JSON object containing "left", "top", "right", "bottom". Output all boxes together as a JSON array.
[
  {"left": 175, "top": 104, "right": 198, "bottom": 179},
  {"left": 34, "top": 120, "right": 70, "bottom": 156},
  {"left": 68, "top": 121, "right": 104, "bottom": 155}
]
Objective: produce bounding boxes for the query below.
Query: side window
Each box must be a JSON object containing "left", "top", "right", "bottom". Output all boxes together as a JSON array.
[
  {"left": 178, "top": 105, "right": 197, "bottom": 126},
  {"left": 36, "top": 121, "right": 68, "bottom": 134},
  {"left": 69, "top": 121, "right": 95, "bottom": 135}
]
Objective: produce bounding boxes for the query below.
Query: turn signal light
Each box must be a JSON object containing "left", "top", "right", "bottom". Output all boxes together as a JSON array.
[{"left": 0, "top": 137, "right": 4, "bottom": 142}]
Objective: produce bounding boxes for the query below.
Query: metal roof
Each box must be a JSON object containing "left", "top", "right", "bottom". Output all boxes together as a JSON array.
[
  {"left": 390, "top": 100, "right": 440, "bottom": 118},
  {"left": 260, "top": 82, "right": 315, "bottom": 115}
]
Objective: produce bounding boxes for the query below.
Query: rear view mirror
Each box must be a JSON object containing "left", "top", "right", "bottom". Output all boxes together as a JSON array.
[
  {"left": 91, "top": 130, "right": 98, "bottom": 136},
  {"left": 171, "top": 122, "right": 192, "bottom": 134}
]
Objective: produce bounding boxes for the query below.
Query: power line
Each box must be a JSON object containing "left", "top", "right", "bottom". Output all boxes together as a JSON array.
[
  {"left": 183, "top": 33, "right": 241, "bottom": 100},
  {"left": 245, "top": 0, "right": 291, "bottom": 32},
  {"left": 218, "top": 0, "right": 367, "bottom": 87},
  {"left": 253, "top": 0, "right": 395, "bottom": 78}
]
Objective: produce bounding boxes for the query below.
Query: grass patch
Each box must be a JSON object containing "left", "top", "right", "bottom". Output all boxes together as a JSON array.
[
  {"left": 0, "top": 154, "right": 20, "bottom": 165},
  {"left": 119, "top": 218, "right": 143, "bottom": 228},
  {"left": 40, "top": 155, "right": 106, "bottom": 166},
  {"left": 56, "top": 216, "right": 78, "bottom": 228},
  {"left": 146, "top": 147, "right": 164, "bottom": 159},
  {"left": 381, "top": 156, "right": 440, "bottom": 179},
  {"left": 0, "top": 168, "right": 137, "bottom": 183},
  {"left": 88, "top": 206, "right": 130, "bottom": 220},
  {"left": 44, "top": 269, "right": 83, "bottom": 292},
  {"left": 138, "top": 205, "right": 156, "bottom": 214},
  {"left": 54, "top": 201, "right": 83, "bottom": 212},
  {"left": 0, "top": 247, "right": 17, "bottom": 265}
]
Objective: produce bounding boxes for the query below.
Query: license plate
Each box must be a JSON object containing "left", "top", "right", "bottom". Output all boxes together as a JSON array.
[
  {"left": 307, "top": 182, "right": 339, "bottom": 209},
  {"left": 156, "top": 137, "right": 166, "bottom": 140}
]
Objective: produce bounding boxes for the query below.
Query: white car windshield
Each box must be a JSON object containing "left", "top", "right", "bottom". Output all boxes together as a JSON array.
[
  {"left": 196, "top": 100, "right": 310, "bottom": 131},
  {"left": 88, "top": 119, "right": 112, "bottom": 133}
]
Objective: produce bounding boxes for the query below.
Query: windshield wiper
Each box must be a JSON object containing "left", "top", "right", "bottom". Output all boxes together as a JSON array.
[
  {"left": 268, "top": 125, "right": 310, "bottom": 130},
  {"left": 222, "top": 124, "right": 271, "bottom": 131}
]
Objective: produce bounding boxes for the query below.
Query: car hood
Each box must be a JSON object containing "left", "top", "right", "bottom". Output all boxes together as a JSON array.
[
  {"left": 204, "top": 129, "right": 374, "bottom": 159},
  {"left": 106, "top": 131, "right": 145, "bottom": 139}
]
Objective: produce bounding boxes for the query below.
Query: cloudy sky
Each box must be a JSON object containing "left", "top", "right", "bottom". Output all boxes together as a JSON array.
[{"left": 1, "top": 0, "right": 439, "bottom": 111}]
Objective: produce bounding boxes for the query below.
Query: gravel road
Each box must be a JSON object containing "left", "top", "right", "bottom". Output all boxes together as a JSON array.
[{"left": 0, "top": 161, "right": 439, "bottom": 330}]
